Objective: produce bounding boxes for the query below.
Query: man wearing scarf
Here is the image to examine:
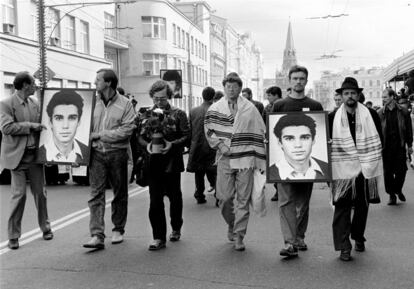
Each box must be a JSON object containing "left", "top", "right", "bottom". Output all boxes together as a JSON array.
[
  {"left": 205, "top": 73, "right": 266, "bottom": 251},
  {"left": 329, "top": 77, "right": 383, "bottom": 261}
]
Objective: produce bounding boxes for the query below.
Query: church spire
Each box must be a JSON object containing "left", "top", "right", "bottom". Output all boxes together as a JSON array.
[{"left": 281, "top": 21, "right": 297, "bottom": 73}]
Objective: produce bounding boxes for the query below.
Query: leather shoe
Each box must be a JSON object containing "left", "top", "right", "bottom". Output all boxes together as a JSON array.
[
  {"left": 227, "top": 226, "right": 236, "bottom": 242},
  {"left": 280, "top": 244, "right": 298, "bottom": 257},
  {"left": 169, "top": 230, "right": 181, "bottom": 242},
  {"left": 111, "top": 231, "right": 123, "bottom": 244},
  {"left": 387, "top": 195, "right": 397, "bottom": 205},
  {"left": 83, "top": 236, "right": 105, "bottom": 249},
  {"left": 43, "top": 231, "right": 54, "bottom": 241},
  {"left": 340, "top": 249, "right": 352, "bottom": 261},
  {"left": 8, "top": 239, "right": 19, "bottom": 250},
  {"left": 355, "top": 241, "right": 365, "bottom": 252},
  {"left": 234, "top": 236, "right": 245, "bottom": 251},
  {"left": 148, "top": 239, "right": 166, "bottom": 251},
  {"left": 397, "top": 192, "right": 406, "bottom": 202}
]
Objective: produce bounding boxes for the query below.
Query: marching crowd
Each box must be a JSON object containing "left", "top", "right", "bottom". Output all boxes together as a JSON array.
[{"left": 1, "top": 66, "right": 413, "bottom": 263}]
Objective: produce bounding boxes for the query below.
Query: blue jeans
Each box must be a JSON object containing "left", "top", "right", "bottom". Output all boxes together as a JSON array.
[{"left": 88, "top": 149, "right": 128, "bottom": 239}]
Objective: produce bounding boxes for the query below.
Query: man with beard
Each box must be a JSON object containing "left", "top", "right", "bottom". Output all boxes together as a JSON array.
[
  {"left": 329, "top": 77, "right": 383, "bottom": 261},
  {"left": 271, "top": 65, "right": 323, "bottom": 258}
]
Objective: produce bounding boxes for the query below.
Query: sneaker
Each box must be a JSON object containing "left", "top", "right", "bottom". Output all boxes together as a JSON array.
[
  {"left": 169, "top": 230, "right": 181, "bottom": 242},
  {"left": 294, "top": 239, "right": 308, "bottom": 251},
  {"left": 387, "top": 195, "right": 397, "bottom": 205},
  {"left": 111, "top": 231, "right": 123, "bottom": 244},
  {"left": 354, "top": 241, "right": 365, "bottom": 252},
  {"left": 83, "top": 236, "right": 105, "bottom": 249},
  {"left": 8, "top": 239, "right": 19, "bottom": 250},
  {"left": 340, "top": 249, "right": 352, "bottom": 261},
  {"left": 234, "top": 236, "right": 245, "bottom": 251},
  {"left": 43, "top": 230, "right": 54, "bottom": 241},
  {"left": 279, "top": 244, "right": 298, "bottom": 257},
  {"left": 148, "top": 239, "right": 166, "bottom": 251},
  {"left": 397, "top": 192, "right": 406, "bottom": 202}
]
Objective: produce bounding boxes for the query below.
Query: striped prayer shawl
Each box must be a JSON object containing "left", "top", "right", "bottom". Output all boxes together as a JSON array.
[
  {"left": 331, "top": 103, "right": 383, "bottom": 201},
  {"left": 205, "top": 96, "right": 266, "bottom": 171}
]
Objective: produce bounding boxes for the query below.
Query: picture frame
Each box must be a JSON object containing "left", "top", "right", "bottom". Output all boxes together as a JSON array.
[
  {"left": 266, "top": 111, "right": 332, "bottom": 183},
  {"left": 160, "top": 69, "right": 182, "bottom": 98},
  {"left": 35, "top": 88, "right": 96, "bottom": 166}
]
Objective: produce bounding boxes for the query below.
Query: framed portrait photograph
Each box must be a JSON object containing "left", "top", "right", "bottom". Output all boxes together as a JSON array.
[
  {"left": 266, "top": 111, "right": 332, "bottom": 183},
  {"left": 35, "top": 88, "right": 96, "bottom": 165},
  {"left": 160, "top": 69, "right": 182, "bottom": 98}
]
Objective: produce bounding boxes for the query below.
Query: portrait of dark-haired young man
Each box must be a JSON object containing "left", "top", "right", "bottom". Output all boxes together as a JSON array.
[
  {"left": 268, "top": 113, "right": 330, "bottom": 182},
  {"left": 37, "top": 90, "right": 90, "bottom": 164}
]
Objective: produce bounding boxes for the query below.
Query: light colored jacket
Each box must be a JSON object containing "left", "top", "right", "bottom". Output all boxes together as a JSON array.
[
  {"left": 0, "top": 92, "right": 41, "bottom": 170},
  {"left": 92, "top": 92, "right": 136, "bottom": 152}
]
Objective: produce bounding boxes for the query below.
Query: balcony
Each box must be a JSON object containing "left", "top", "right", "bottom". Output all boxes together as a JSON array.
[{"left": 104, "top": 28, "right": 129, "bottom": 50}]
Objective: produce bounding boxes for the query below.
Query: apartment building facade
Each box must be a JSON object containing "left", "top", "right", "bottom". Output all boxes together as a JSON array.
[{"left": 0, "top": 0, "right": 125, "bottom": 100}]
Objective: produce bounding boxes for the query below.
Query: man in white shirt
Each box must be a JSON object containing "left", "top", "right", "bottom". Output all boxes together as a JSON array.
[
  {"left": 38, "top": 90, "right": 89, "bottom": 164},
  {"left": 268, "top": 113, "right": 329, "bottom": 181}
]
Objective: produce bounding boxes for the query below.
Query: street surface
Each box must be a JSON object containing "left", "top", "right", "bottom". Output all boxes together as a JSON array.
[{"left": 1, "top": 165, "right": 414, "bottom": 289}]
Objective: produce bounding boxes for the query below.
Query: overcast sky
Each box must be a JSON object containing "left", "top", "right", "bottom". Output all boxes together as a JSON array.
[{"left": 200, "top": 0, "right": 413, "bottom": 83}]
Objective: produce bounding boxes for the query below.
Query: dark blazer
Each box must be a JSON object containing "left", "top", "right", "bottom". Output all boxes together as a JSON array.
[
  {"left": 0, "top": 93, "right": 41, "bottom": 171},
  {"left": 186, "top": 101, "right": 216, "bottom": 172},
  {"left": 268, "top": 157, "right": 330, "bottom": 181},
  {"left": 37, "top": 139, "right": 90, "bottom": 165}
]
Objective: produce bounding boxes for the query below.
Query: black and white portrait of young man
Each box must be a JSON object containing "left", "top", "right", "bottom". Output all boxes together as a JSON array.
[{"left": 267, "top": 112, "right": 331, "bottom": 182}]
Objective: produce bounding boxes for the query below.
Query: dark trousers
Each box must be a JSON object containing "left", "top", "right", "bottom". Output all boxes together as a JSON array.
[
  {"left": 148, "top": 171, "right": 183, "bottom": 241},
  {"left": 332, "top": 174, "right": 369, "bottom": 251},
  {"left": 8, "top": 150, "right": 51, "bottom": 239},
  {"left": 88, "top": 149, "right": 129, "bottom": 239},
  {"left": 383, "top": 157, "right": 407, "bottom": 196},
  {"left": 194, "top": 167, "right": 216, "bottom": 200}
]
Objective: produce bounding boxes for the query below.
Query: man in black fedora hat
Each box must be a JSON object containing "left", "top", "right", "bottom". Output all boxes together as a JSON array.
[{"left": 329, "top": 76, "right": 383, "bottom": 261}]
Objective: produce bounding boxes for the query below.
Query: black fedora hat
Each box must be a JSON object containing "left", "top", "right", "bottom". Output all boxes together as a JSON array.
[{"left": 335, "top": 77, "right": 363, "bottom": 94}]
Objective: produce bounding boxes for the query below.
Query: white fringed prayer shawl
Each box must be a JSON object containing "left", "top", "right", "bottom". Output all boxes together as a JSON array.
[
  {"left": 331, "top": 103, "right": 383, "bottom": 201},
  {"left": 205, "top": 96, "right": 266, "bottom": 171}
]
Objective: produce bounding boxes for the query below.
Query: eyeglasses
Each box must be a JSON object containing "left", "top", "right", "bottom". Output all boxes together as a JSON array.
[{"left": 153, "top": 97, "right": 168, "bottom": 102}]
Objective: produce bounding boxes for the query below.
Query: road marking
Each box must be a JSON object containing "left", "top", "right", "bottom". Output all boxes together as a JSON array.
[{"left": 0, "top": 186, "right": 148, "bottom": 255}]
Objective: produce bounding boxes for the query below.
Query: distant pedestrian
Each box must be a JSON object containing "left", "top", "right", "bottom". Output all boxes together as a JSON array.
[
  {"left": 0, "top": 71, "right": 53, "bottom": 250},
  {"left": 187, "top": 87, "right": 217, "bottom": 205},
  {"left": 242, "top": 87, "right": 264, "bottom": 115},
  {"left": 205, "top": 72, "right": 266, "bottom": 251},
  {"left": 271, "top": 65, "right": 323, "bottom": 258},
  {"left": 137, "top": 80, "right": 189, "bottom": 251},
  {"left": 333, "top": 92, "right": 343, "bottom": 111},
  {"left": 329, "top": 77, "right": 383, "bottom": 261},
  {"left": 83, "top": 69, "right": 136, "bottom": 249},
  {"left": 263, "top": 86, "right": 282, "bottom": 202},
  {"left": 377, "top": 88, "right": 412, "bottom": 205}
]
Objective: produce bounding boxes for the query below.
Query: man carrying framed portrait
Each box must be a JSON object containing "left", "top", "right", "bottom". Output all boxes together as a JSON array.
[{"left": 270, "top": 65, "right": 325, "bottom": 258}]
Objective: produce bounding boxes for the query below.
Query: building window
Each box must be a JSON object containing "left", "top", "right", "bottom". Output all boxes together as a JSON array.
[
  {"left": 172, "top": 24, "right": 176, "bottom": 45},
  {"left": 80, "top": 20, "right": 89, "bottom": 53},
  {"left": 173, "top": 57, "right": 177, "bottom": 69},
  {"left": 143, "top": 54, "right": 167, "bottom": 75},
  {"left": 64, "top": 16, "right": 76, "bottom": 50},
  {"left": 181, "top": 30, "right": 185, "bottom": 49},
  {"left": 362, "top": 80, "right": 365, "bottom": 86},
  {"left": 2, "top": 0, "right": 16, "bottom": 31},
  {"left": 104, "top": 12, "right": 115, "bottom": 38},
  {"left": 191, "top": 36, "right": 194, "bottom": 54},
  {"left": 186, "top": 32, "right": 189, "bottom": 51},
  {"left": 377, "top": 80, "right": 380, "bottom": 86},
  {"left": 47, "top": 8, "right": 60, "bottom": 46},
  {"left": 142, "top": 16, "right": 166, "bottom": 39},
  {"left": 369, "top": 80, "right": 373, "bottom": 87},
  {"left": 177, "top": 27, "right": 181, "bottom": 48}
]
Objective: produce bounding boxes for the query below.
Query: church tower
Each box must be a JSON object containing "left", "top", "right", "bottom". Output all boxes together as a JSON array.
[{"left": 275, "top": 22, "right": 298, "bottom": 96}]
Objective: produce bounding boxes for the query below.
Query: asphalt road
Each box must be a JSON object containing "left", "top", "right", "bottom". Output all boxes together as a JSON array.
[{"left": 1, "top": 167, "right": 414, "bottom": 289}]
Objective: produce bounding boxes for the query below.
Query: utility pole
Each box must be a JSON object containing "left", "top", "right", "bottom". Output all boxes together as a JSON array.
[{"left": 37, "top": 0, "right": 47, "bottom": 88}]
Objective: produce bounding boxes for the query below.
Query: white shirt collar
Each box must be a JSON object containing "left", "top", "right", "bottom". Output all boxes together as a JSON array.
[
  {"left": 45, "top": 139, "right": 83, "bottom": 163},
  {"left": 276, "top": 156, "right": 324, "bottom": 180}
]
